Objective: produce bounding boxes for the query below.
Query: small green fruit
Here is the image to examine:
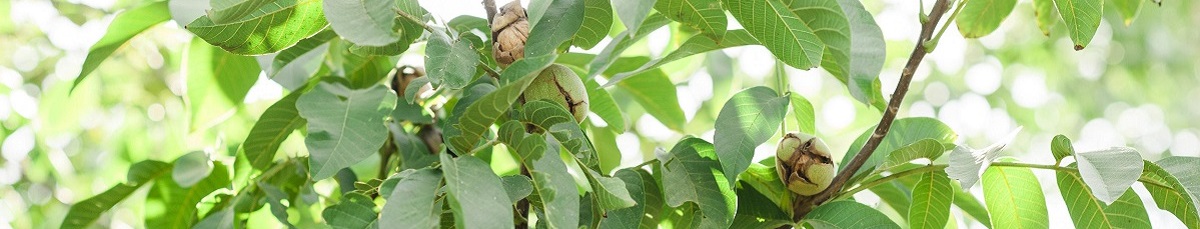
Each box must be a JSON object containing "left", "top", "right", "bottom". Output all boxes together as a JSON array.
[
  {"left": 776, "top": 132, "right": 835, "bottom": 196},
  {"left": 522, "top": 64, "right": 589, "bottom": 123}
]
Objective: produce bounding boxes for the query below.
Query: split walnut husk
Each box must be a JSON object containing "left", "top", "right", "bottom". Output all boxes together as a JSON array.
[
  {"left": 776, "top": 132, "right": 836, "bottom": 196},
  {"left": 521, "top": 64, "right": 589, "bottom": 123},
  {"left": 491, "top": 0, "right": 529, "bottom": 68}
]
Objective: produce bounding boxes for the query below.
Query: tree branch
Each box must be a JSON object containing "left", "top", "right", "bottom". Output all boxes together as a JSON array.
[
  {"left": 791, "top": 0, "right": 954, "bottom": 220},
  {"left": 482, "top": 0, "right": 498, "bottom": 24}
]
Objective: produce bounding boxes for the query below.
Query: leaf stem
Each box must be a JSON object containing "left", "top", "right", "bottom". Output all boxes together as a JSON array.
[
  {"left": 480, "top": 60, "right": 502, "bottom": 78},
  {"left": 926, "top": 0, "right": 969, "bottom": 52},
  {"left": 632, "top": 159, "right": 660, "bottom": 169},
  {"left": 792, "top": 0, "right": 954, "bottom": 219},
  {"left": 776, "top": 60, "right": 790, "bottom": 136},
  {"left": 395, "top": 8, "right": 436, "bottom": 33},
  {"left": 467, "top": 139, "right": 500, "bottom": 155}
]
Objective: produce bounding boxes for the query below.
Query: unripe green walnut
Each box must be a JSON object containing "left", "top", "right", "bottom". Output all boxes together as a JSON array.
[
  {"left": 521, "top": 64, "right": 589, "bottom": 123},
  {"left": 776, "top": 132, "right": 836, "bottom": 196}
]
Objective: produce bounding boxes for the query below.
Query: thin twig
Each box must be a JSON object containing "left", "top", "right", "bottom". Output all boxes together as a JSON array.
[
  {"left": 479, "top": 60, "right": 502, "bottom": 78},
  {"left": 791, "top": 0, "right": 954, "bottom": 220},
  {"left": 395, "top": 8, "right": 436, "bottom": 33},
  {"left": 467, "top": 140, "right": 500, "bottom": 155}
]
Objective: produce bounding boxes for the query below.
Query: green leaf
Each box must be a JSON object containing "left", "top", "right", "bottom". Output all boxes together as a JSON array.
[
  {"left": 1060, "top": 163, "right": 1152, "bottom": 229},
  {"left": 1050, "top": 135, "right": 1074, "bottom": 163},
  {"left": 172, "top": 151, "right": 213, "bottom": 188},
  {"left": 738, "top": 163, "right": 793, "bottom": 215},
  {"left": 952, "top": 187, "right": 992, "bottom": 227},
  {"left": 909, "top": 172, "right": 954, "bottom": 229},
  {"left": 833, "top": 0, "right": 887, "bottom": 109},
  {"left": 1106, "top": 189, "right": 1153, "bottom": 228},
  {"left": 194, "top": 209, "right": 235, "bottom": 229},
  {"left": 876, "top": 139, "right": 945, "bottom": 173},
  {"left": 323, "top": 0, "right": 399, "bottom": 46},
  {"left": 298, "top": 83, "right": 398, "bottom": 180},
  {"left": 591, "top": 125, "right": 622, "bottom": 174},
  {"left": 243, "top": 91, "right": 306, "bottom": 170},
  {"left": 731, "top": 186, "right": 792, "bottom": 229},
  {"left": 270, "top": 30, "right": 334, "bottom": 90},
  {"left": 655, "top": 0, "right": 726, "bottom": 39},
  {"left": 659, "top": 138, "right": 736, "bottom": 229},
  {"left": 612, "top": 0, "right": 657, "bottom": 36},
  {"left": 186, "top": 0, "right": 328, "bottom": 55},
  {"left": 496, "top": 121, "right": 541, "bottom": 164},
  {"left": 340, "top": 49, "right": 394, "bottom": 89},
  {"left": 1141, "top": 161, "right": 1200, "bottom": 228},
  {"left": 447, "top": 55, "right": 556, "bottom": 153},
  {"left": 526, "top": 0, "right": 585, "bottom": 57},
  {"left": 348, "top": 0, "right": 426, "bottom": 56},
  {"left": 869, "top": 181, "right": 912, "bottom": 217},
  {"left": 955, "top": 0, "right": 1017, "bottom": 38},
  {"left": 73, "top": 1, "right": 170, "bottom": 90},
  {"left": 724, "top": 0, "right": 824, "bottom": 69},
  {"left": 585, "top": 78, "right": 625, "bottom": 131},
  {"left": 713, "top": 86, "right": 788, "bottom": 184},
  {"left": 392, "top": 97, "right": 434, "bottom": 124},
  {"left": 1053, "top": 0, "right": 1103, "bottom": 50},
  {"left": 520, "top": 101, "right": 599, "bottom": 167},
  {"left": 583, "top": 169, "right": 636, "bottom": 210},
  {"left": 638, "top": 168, "right": 665, "bottom": 228},
  {"left": 786, "top": 0, "right": 851, "bottom": 86},
  {"left": 1032, "top": 0, "right": 1058, "bottom": 36},
  {"left": 606, "top": 30, "right": 759, "bottom": 86},
  {"left": 843, "top": 117, "right": 957, "bottom": 183},
  {"left": 61, "top": 161, "right": 172, "bottom": 229},
  {"left": 1158, "top": 156, "right": 1200, "bottom": 217},
  {"left": 501, "top": 175, "right": 534, "bottom": 204},
  {"left": 585, "top": 14, "right": 670, "bottom": 78},
  {"left": 599, "top": 169, "right": 650, "bottom": 229},
  {"left": 1074, "top": 147, "right": 1143, "bottom": 203},
  {"left": 981, "top": 158, "right": 1048, "bottom": 229},
  {"left": 529, "top": 137, "right": 582, "bottom": 228},
  {"left": 322, "top": 192, "right": 378, "bottom": 229},
  {"left": 147, "top": 163, "right": 232, "bottom": 228},
  {"left": 440, "top": 154, "right": 515, "bottom": 229},
  {"left": 426, "top": 32, "right": 480, "bottom": 89},
  {"left": 185, "top": 38, "right": 261, "bottom": 131},
  {"left": 1112, "top": 0, "right": 1144, "bottom": 25},
  {"left": 614, "top": 64, "right": 687, "bottom": 131},
  {"left": 393, "top": 128, "right": 438, "bottom": 170},
  {"left": 571, "top": 0, "right": 613, "bottom": 49},
  {"left": 448, "top": 15, "right": 489, "bottom": 35},
  {"left": 802, "top": 200, "right": 901, "bottom": 229},
  {"left": 789, "top": 94, "right": 816, "bottom": 134},
  {"left": 381, "top": 168, "right": 443, "bottom": 228},
  {"left": 1056, "top": 163, "right": 1150, "bottom": 229}
]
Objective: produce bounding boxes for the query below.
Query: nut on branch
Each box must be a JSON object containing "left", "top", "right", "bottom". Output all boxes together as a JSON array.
[
  {"left": 521, "top": 64, "right": 589, "bottom": 123},
  {"left": 776, "top": 132, "right": 836, "bottom": 196},
  {"left": 391, "top": 65, "right": 428, "bottom": 97},
  {"left": 491, "top": 0, "right": 529, "bottom": 68}
]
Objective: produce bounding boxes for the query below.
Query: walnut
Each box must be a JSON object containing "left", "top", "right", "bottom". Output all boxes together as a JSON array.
[
  {"left": 491, "top": 0, "right": 530, "bottom": 68},
  {"left": 776, "top": 132, "right": 836, "bottom": 196}
]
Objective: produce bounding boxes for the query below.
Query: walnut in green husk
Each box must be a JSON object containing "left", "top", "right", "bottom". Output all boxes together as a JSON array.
[{"left": 521, "top": 64, "right": 589, "bottom": 123}]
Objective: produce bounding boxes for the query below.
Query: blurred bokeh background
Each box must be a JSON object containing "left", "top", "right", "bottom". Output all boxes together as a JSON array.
[{"left": 0, "top": 0, "right": 1197, "bottom": 228}]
